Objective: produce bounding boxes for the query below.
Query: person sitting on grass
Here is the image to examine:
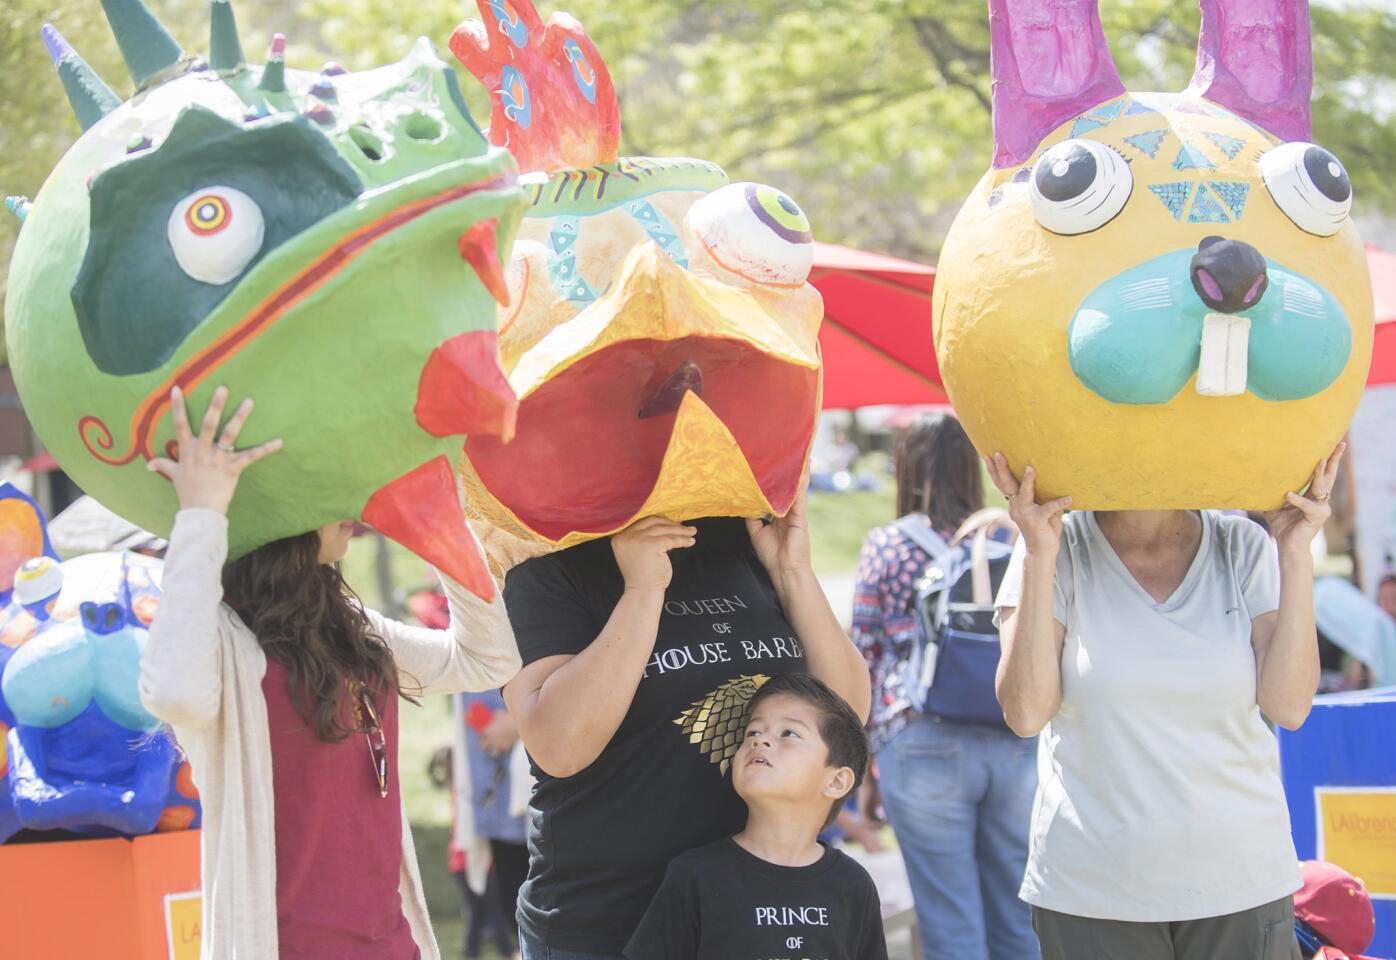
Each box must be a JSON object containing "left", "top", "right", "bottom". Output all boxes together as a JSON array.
[{"left": 624, "top": 674, "right": 889, "bottom": 960}]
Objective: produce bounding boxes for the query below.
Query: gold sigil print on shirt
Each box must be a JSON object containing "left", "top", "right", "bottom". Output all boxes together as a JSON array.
[{"left": 673, "top": 674, "right": 770, "bottom": 774}]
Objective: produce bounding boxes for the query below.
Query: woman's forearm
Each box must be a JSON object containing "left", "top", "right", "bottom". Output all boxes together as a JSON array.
[
  {"left": 773, "top": 569, "right": 872, "bottom": 722},
  {"left": 510, "top": 587, "right": 664, "bottom": 777},
  {"left": 1257, "top": 552, "right": 1319, "bottom": 729},
  {"left": 996, "top": 549, "right": 1064, "bottom": 737},
  {"left": 140, "top": 509, "right": 227, "bottom": 729}
]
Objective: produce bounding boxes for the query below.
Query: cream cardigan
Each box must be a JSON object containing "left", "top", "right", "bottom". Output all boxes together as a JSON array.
[{"left": 139, "top": 509, "right": 521, "bottom": 960}]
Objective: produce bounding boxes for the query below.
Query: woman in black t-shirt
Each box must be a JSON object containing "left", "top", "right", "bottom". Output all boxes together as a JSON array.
[{"left": 503, "top": 490, "right": 871, "bottom": 959}]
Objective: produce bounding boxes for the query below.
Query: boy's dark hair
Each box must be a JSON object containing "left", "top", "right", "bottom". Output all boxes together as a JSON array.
[{"left": 746, "top": 673, "right": 869, "bottom": 829}]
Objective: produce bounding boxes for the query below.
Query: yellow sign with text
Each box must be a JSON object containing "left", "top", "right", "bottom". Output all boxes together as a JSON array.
[
  {"left": 1317, "top": 788, "right": 1396, "bottom": 898},
  {"left": 164, "top": 891, "right": 202, "bottom": 960}
]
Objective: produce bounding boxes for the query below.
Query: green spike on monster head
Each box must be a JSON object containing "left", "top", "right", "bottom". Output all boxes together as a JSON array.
[
  {"left": 208, "top": 0, "right": 244, "bottom": 73},
  {"left": 99, "top": 0, "right": 186, "bottom": 87},
  {"left": 5, "top": 0, "right": 527, "bottom": 599},
  {"left": 42, "top": 25, "right": 122, "bottom": 131}
]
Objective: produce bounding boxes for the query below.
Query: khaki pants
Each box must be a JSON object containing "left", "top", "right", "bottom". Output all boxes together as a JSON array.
[{"left": 1033, "top": 896, "right": 1302, "bottom": 960}]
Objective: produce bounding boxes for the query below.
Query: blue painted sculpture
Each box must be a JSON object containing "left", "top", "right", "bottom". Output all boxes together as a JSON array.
[{"left": 0, "top": 485, "right": 199, "bottom": 840}]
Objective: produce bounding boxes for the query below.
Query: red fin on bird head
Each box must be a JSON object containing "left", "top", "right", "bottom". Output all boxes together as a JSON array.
[
  {"left": 449, "top": 0, "right": 620, "bottom": 173},
  {"left": 416, "top": 328, "right": 518, "bottom": 442},
  {"left": 363, "top": 456, "right": 495, "bottom": 600}
]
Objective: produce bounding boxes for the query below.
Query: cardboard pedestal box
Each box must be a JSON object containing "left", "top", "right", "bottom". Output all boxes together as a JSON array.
[{"left": 0, "top": 829, "right": 200, "bottom": 959}]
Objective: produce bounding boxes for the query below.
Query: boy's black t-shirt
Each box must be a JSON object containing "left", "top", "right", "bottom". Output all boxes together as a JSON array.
[
  {"left": 504, "top": 518, "right": 810, "bottom": 954},
  {"left": 623, "top": 838, "right": 889, "bottom": 960}
]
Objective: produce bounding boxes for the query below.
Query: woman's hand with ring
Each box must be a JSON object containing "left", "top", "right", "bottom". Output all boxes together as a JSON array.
[
  {"left": 147, "top": 386, "right": 283, "bottom": 514},
  {"left": 1266, "top": 442, "right": 1345, "bottom": 559},
  {"left": 985, "top": 452, "right": 1071, "bottom": 556}
]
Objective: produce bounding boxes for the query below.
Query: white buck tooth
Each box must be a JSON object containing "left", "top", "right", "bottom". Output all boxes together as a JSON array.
[{"left": 1196, "top": 313, "right": 1251, "bottom": 397}]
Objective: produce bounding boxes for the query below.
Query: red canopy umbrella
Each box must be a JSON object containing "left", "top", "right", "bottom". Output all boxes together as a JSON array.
[
  {"left": 1366, "top": 244, "right": 1396, "bottom": 385},
  {"left": 811, "top": 242, "right": 945, "bottom": 409},
  {"left": 810, "top": 241, "right": 1396, "bottom": 406}
]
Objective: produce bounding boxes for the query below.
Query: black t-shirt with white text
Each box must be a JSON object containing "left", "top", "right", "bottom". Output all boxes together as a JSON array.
[
  {"left": 504, "top": 518, "right": 810, "bottom": 954},
  {"left": 624, "top": 838, "right": 889, "bottom": 960}
]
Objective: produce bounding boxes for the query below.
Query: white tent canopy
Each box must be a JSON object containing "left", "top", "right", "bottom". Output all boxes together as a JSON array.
[{"left": 48, "top": 496, "right": 165, "bottom": 556}]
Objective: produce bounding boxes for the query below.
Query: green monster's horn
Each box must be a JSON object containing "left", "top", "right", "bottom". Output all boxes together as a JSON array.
[
  {"left": 209, "top": 0, "right": 244, "bottom": 72},
  {"left": 98, "top": 0, "right": 184, "bottom": 87},
  {"left": 5, "top": 197, "right": 32, "bottom": 224},
  {"left": 42, "top": 24, "right": 121, "bottom": 131},
  {"left": 258, "top": 34, "right": 286, "bottom": 93}
]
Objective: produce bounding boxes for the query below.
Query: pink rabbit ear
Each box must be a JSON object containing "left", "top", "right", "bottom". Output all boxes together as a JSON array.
[
  {"left": 1186, "top": 0, "right": 1313, "bottom": 142},
  {"left": 988, "top": 0, "right": 1126, "bottom": 169}
]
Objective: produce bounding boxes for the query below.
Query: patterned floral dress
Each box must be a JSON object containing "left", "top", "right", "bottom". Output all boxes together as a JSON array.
[{"left": 851, "top": 516, "right": 946, "bottom": 753}]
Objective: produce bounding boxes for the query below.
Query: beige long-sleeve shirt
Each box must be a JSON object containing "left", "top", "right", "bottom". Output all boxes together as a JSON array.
[{"left": 139, "top": 509, "right": 521, "bottom": 960}]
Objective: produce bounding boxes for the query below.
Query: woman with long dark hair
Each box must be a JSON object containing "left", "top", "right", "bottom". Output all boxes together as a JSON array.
[
  {"left": 851, "top": 412, "right": 1038, "bottom": 959},
  {"left": 139, "top": 387, "right": 521, "bottom": 960}
]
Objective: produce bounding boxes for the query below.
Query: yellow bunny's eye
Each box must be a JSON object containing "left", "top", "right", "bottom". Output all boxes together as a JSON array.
[
  {"left": 1260, "top": 141, "right": 1352, "bottom": 237},
  {"left": 1030, "top": 138, "right": 1133, "bottom": 236}
]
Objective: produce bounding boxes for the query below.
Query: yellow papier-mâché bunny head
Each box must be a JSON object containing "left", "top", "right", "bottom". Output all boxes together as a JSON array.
[{"left": 934, "top": 0, "right": 1373, "bottom": 509}]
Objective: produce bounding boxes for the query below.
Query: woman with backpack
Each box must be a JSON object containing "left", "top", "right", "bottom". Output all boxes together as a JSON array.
[
  {"left": 990, "top": 445, "right": 1341, "bottom": 960},
  {"left": 851, "top": 413, "right": 1038, "bottom": 960}
]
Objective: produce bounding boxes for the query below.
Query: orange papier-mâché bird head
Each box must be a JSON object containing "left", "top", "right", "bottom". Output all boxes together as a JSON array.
[{"left": 450, "top": 0, "right": 823, "bottom": 571}]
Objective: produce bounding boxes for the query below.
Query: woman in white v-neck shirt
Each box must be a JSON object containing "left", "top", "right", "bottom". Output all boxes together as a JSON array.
[{"left": 988, "top": 446, "right": 1343, "bottom": 960}]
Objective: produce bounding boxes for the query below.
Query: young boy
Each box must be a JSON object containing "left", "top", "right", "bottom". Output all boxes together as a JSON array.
[{"left": 624, "top": 673, "right": 889, "bottom": 960}]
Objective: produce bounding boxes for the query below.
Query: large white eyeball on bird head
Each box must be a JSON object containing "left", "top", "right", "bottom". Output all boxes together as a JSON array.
[{"left": 685, "top": 182, "right": 814, "bottom": 287}]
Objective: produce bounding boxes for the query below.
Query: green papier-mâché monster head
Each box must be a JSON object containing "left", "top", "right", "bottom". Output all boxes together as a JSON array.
[{"left": 5, "top": 0, "right": 528, "bottom": 598}]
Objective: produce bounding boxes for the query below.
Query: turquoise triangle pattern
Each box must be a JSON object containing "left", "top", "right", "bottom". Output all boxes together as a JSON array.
[
  {"left": 1125, "top": 99, "right": 1157, "bottom": 116},
  {"left": 1187, "top": 184, "right": 1230, "bottom": 223},
  {"left": 1204, "top": 132, "right": 1246, "bottom": 160},
  {"left": 1070, "top": 115, "right": 1109, "bottom": 137},
  {"left": 1148, "top": 182, "right": 1194, "bottom": 221},
  {"left": 1091, "top": 100, "right": 1126, "bottom": 121},
  {"left": 1173, "top": 142, "right": 1216, "bottom": 171},
  {"left": 626, "top": 200, "right": 690, "bottom": 268},
  {"left": 1123, "top": 130, "right": 1167, "bottom": 159},
  {"left": 1208, "top": 180, "right": 1250, "bottom": 218}
]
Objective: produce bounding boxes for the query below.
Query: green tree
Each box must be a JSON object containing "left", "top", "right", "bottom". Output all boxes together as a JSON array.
[
  {"left": 3, "top": 0, "right": 1395, "bottom": 321},
  {"left": 300, "top": 0, "right": 1396, "bottom": 260}
]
